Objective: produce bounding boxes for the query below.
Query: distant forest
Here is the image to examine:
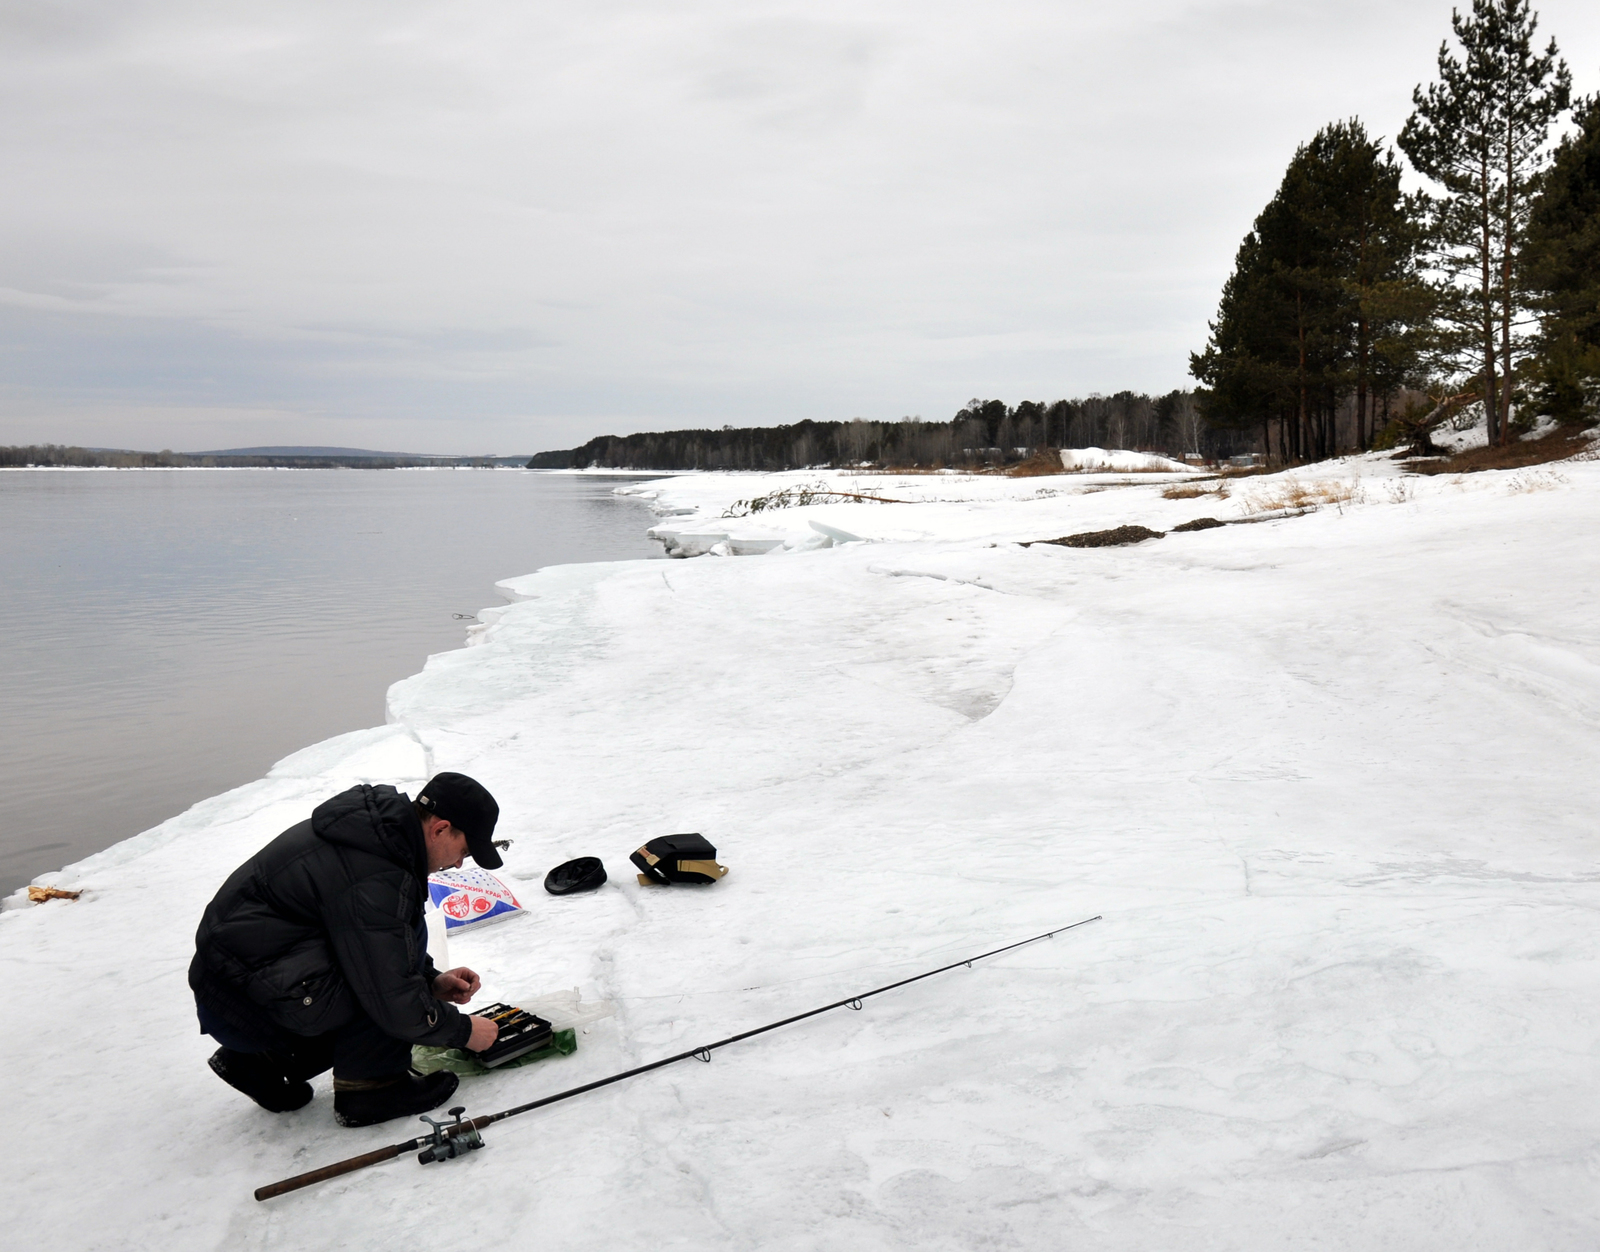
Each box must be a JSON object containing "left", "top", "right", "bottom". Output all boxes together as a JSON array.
[
  {"left": 529, "top": 392, "right": 1258, "bottom": 472},
  {"left": 0, "top": 445, "right": 518, "bottom": 469}
]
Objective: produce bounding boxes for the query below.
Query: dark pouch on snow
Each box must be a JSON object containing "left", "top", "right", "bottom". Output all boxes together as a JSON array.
[
  {"left": 631, "top": 833, "right": 729, "bottom": 886},
  {"left": 545, "top": 856, "right": 607, "bottom": 895}
]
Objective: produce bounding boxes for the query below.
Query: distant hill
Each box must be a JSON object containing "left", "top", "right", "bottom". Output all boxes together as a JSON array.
[
  {"left": 2, "top": 444, "right": 533, "bottom": 469},
  {"left": 193, "top": 445, "right": 430, "bottom": 458}
]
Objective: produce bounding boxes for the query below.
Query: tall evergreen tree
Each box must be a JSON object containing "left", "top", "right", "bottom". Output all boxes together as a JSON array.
[
  {"left": 1192, "top": 121, "right": 1428, "bottom": 460},
  {"left": 1399, "top": 0, "right": 1570, "bottom": 444},
  {"left": 1257, "top": 138, "right": 1349, "bottom": 459},
  {"left": 1322, "top": 126, "right": 1434, "bottom": 448},
  {"left": 1191, "top": 227, "right": 1296, "bottom": 458},
  {"left": 1525, "top": 92, "right": 1600, "bottom": 422}
]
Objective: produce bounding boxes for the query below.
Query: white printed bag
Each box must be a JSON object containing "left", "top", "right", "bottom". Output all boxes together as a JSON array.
[{"left": 427, "top": 867, "right": 524, "bottom": 931}]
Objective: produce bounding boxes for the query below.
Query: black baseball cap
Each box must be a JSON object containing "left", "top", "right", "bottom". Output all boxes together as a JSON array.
[{"left": 416, "top": 772, "right": 502, "bottom": 869}]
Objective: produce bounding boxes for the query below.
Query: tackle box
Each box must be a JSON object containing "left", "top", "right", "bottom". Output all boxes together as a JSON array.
[{"left": 469, "top": 1003, "right": 555, "bottom": 1068}]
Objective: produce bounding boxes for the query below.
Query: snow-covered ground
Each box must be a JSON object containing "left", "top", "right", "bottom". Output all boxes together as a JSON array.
[
  {"left": 1432, "top": 403, "right": 1563, "bottom": 453},
  {"left": 1433, "top": 404, "right": 1491, "bottom": 453},
  {"left": 5, "top": 453, "right": 1600, "bottom": 1250}
]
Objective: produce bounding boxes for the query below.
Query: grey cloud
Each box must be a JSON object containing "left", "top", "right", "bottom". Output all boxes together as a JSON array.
[
  {"left": 2, "top": 0, "right": 1597, "bottom": 453},
  {"left": 685, "top": 18, "right": 891, "bottom": 131}
]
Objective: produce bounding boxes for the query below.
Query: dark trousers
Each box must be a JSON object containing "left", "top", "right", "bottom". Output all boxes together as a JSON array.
[
  {"left": 198, "top": 1003, "right": 412, "bottom": 1081},
  {"left": 199, "top": 917, "right": 433, "bottom": 1080}
]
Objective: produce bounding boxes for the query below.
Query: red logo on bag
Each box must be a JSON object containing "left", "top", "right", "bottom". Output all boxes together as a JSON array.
[
  {"left": 472, "top": 895, "right": 492, "bottom": 914},
  {"left": 443, "top": 892, "right": 472, "bottom": 920}
]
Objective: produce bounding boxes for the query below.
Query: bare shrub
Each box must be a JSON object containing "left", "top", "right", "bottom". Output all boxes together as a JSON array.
[{"left": 1505, "top": 470, "right": 1569, "bottom": 494}]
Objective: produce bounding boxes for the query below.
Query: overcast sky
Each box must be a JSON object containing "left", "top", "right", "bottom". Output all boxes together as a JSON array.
[{"left": 3, "top": 1, "right": 1597, "bottom": 454}]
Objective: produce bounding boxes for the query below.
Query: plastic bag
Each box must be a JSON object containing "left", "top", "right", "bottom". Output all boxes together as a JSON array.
[{"left": 427, "top": 867, "right": 524, "bottom": 931}]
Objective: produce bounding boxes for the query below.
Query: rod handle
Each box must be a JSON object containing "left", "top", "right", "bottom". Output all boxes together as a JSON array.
[{"left": 254, "top": 1144, "right": 404, "bottom": 1201}]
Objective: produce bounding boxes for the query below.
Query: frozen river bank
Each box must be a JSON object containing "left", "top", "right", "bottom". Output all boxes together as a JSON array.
[{"left": 5, "top": 454, "right": 1599, "bottom": 1249}]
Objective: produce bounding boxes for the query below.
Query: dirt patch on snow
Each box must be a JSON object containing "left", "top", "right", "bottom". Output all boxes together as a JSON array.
[
  {"left": 1408, "top": 428, "right": 1595, "bottom": 474},
  {"left": 1027, "top": 524, "right": 1166, "bottom": 548}
]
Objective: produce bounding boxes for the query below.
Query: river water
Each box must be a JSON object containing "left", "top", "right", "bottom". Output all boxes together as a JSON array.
[{"left": 0, "top": 469, "right": 663, "bottom": 895}]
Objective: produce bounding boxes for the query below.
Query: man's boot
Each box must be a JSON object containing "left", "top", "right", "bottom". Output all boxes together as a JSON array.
[
  {"left": 333, "top": 1070, "right": 459, "bottom": 1128},
  {"left": 208, "top": 1047, "right": 315, "bottom": 1113}
]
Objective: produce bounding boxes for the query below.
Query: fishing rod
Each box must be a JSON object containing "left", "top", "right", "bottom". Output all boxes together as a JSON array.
[{"left": 255, "top": 915, "right": 1101, "bottom": 1201}]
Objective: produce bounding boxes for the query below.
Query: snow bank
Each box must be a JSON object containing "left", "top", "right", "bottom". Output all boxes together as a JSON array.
[
  {"left": 1059, "top": 446, "right": 1194, "bottom": 472},
  {"left": 6, "top": 454, "right": 1600, "bottom": 1250},
  {"left": 1434, "top": 403, "right": 1490, "bottom": 453},
  {"left": 619, "top": 465, "right": 1223, "bottom": 558}
]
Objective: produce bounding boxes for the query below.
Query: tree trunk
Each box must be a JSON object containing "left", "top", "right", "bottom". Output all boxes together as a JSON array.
[
  {"left": 1479, "top": 149, "right": 1500, "bottom": 445},
  {"left": 1356, "top": 209, "right": 1370, "bottom": 450},
  {"left": 1357, "top": 319, "right": 1370, "bottom": 449},
  {"left": 1499, "top": 112, "right": 1517, "bottom": 445},
  {"left": 1296, "top": 290, "right": 1308, "bottom": 463}
]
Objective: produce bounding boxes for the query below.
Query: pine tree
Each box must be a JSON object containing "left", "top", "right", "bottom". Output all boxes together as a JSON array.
[
  {"left": 1190, "top": 228, "right": 1295, "bottom": 459},
  {"left": 1257, "top": 139, "right": 1348, "bottom": 459},
  {"left": 1192, "top": 121, "right": 1429, "bottom": 460},
  {"left": 1320, "top": 124, "right": 1433, "bottom": 448},
  {"left": 1399, "top": 0, "right": 1570, "bottom": 445},
  {"left": 1525, "top": 92, "right": 1600, "bottom": 422}
]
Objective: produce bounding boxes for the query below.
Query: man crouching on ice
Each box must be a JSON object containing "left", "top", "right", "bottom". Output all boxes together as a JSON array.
[{"left": 189, "top": 773, "right": 503, "bottom": 1127}]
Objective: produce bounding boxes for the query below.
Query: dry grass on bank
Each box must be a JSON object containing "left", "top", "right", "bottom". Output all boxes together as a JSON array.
[
  {"left": 1006, "top": 450, "right": 1068, "bottom": 477},
  {"left": 1242, "top": 477, "right": 1362, "bottom": 515},
  {"left": 1504, "top": 469, "right": 1571, "bottom": 494},
  {"left": 1162, "top": 480, "right": 1229, "bottom": 500}
]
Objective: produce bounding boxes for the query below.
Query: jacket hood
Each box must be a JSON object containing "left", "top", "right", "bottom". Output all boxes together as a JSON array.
[{"left": 312, "top": 784, "right": 427, "bottom": 882}]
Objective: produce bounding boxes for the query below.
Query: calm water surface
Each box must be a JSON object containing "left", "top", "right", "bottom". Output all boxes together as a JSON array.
[{"left": 1, "top": 469, "right": 662, "bottom": 895}]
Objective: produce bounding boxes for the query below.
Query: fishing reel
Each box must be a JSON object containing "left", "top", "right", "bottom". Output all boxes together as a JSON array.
[{"left": 417, "top": 1106, "right": 485, "bottom": 1165}]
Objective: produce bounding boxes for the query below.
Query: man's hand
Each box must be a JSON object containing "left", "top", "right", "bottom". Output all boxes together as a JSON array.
[
  {"left": 432, "top": 966, "right": 482, "bottom": 1005},
  {"left": 466, "top": 1013, "right": 500, "bottom": 1053}
]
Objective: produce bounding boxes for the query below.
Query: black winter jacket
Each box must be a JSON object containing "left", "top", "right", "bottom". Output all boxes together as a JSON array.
[{"left": 189, "top": 784, "right": 471, "bottom": 1050}]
